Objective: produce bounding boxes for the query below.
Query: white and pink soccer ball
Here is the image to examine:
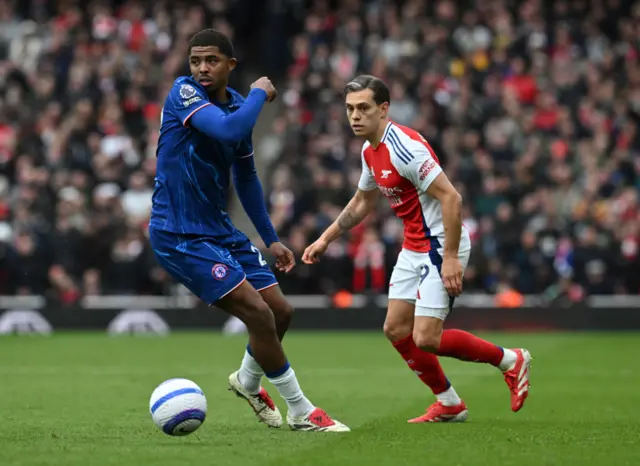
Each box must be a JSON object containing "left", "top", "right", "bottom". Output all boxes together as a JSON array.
[{"left": 149, "top": 378, "right": 207, "bottom": 436}]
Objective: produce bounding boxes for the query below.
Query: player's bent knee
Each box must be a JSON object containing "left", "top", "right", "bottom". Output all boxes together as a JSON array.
[
  {"left": 239, "top": 301, "right": 277, "bottom": 336},
  {"left": 269, "top": 301, "right": 293, "bottom": 341},
  {"left": 413, "top": 311, "right": 445, "bottom": 352},
  {"left": 383, "top": 319, "right": 413, "bottom": 342},
  {"left": 413, "top": 331, "right": 442, "bottom": 353},
  {"left": 273, "top": 301, "right": 294, "bottom": 321},
  {"left": 385, "top": 299, "right": 415, "bottom": 342}
]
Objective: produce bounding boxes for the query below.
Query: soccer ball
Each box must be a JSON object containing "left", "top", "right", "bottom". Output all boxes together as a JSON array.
[{"left": 149, "top": 378, "right": 207, "bottom": 436}]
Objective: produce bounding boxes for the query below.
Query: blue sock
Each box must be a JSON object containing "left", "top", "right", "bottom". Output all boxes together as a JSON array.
[
  {"left": 264, "top": 362, "right": 314, "bottom": 417},
  {"left": 264, "top": 361, "right": 290, "bottom": 379}
]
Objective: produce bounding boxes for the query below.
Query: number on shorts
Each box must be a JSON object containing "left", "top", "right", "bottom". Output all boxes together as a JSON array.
[
  {"left": 251, "top": 245, "right": 268, "bottom": 266},
  {"left": 419, "top": 265, "right": 429, "bottom": 285}
]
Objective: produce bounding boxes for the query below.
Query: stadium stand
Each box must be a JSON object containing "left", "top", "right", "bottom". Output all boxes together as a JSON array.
[
  {"left": 0, "top": 0, "right": 638, "bottom": 304},
  {"left": 263, "top": 0, "right": 640, "bottom": 299}
]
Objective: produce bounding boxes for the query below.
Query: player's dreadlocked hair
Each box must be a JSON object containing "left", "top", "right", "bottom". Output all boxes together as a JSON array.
[
  {"left": 188, "top": 29, "right": 235, "bottom": 57},
  {"left": 343, "top": 75, "right": 391, "bottom": 105}
]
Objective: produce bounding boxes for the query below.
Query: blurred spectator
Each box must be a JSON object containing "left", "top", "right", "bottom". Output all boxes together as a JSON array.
[
  {"left": 352, "top": 227, "right": 386, "bottom": 293},
  {"left": 6, "top": 230, "right": 49, "bottom": 295}
]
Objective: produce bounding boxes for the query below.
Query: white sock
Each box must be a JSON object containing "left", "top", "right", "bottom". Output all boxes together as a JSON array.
[
  {"left": 267, "top": 366, "right": 315, "bottom": 417},
  {"left": 435, "top": 385, "right": 462, "bottom": 407},
  {"left": 498, "top": 348, "right": 518, "bottom": 371},
  {"left": 237, "top": 350, "right": 263, "bottom": 394}
]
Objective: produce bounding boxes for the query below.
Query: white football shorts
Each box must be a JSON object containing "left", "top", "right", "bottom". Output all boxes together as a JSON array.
[{"left": 388, "top": 245, "right": 471, "bottom": 321}]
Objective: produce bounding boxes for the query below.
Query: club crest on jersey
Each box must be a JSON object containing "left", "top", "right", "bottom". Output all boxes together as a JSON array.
[
  {"left": 212, "top": 264, "right": 228, "bottom": 280},
  {"left": 381, "top": 170, "right": 393, "bottom": 179},
  {"left": 180, "top": 84, "right": 197, "bottom": 99}
]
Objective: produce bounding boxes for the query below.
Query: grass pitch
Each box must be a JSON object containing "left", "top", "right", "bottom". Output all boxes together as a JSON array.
[{"left": 0, "top": 332, "right": 638, "bottom": 466}]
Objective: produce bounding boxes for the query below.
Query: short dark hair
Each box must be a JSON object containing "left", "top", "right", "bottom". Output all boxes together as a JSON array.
[
  {"left": 343, "top": 75, "right": 390, "bottom": 105},
  {"left": 188, "top": 29, "right": 235, "bottom": 57}
]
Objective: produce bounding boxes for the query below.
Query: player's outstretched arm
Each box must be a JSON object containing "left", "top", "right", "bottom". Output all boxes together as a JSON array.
[
  {"left": 319, "top": 189, "right": 378, "bottom": 243},
  {"left": 189, "top": 88, "right": 267, "bottom": 143},
  {"left": 332, "top": 188, "right": 379, "bottom": 237},
  {"left": 302, "top": 188, "right": 379, "bottom": 264}
]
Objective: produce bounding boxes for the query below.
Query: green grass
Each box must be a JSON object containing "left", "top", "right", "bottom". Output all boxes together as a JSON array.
[{"left": 0, "top": 332, "right": 639, "bottom": 466}]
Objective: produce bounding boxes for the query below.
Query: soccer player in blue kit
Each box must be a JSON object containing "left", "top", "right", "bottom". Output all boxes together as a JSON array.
[{"left": 149, "top": 29, "right": 349, "bottom": 432}]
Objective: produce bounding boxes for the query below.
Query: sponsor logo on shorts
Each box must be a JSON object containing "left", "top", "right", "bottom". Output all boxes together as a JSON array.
[
  {"left": 212, "top": 264, "right": 228, "bottom": 280},
  {"left": 418, "top": 159, "right": 437, "bottom": 180},
  {"left": 419, "top": 265, "right": 429, "bottom": 284}
]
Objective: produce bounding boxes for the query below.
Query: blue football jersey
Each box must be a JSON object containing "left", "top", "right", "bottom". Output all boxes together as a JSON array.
[{"left": 150, "top": 76, "right": 252, "bottom": 240}]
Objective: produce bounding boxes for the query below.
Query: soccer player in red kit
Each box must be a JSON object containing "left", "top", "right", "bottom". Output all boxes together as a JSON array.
[{"left": 303, "top": 75, "right": 532, "bottom": 423}]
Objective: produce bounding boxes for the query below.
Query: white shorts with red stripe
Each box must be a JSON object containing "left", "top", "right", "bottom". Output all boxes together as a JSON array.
[{"left": 388, "top": 246, "right": 471, "bottom": 321}]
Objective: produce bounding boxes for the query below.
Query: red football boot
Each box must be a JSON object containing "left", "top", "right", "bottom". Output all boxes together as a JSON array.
[{"left": 408, "top": 401, "right": 469, "bottom": 423}]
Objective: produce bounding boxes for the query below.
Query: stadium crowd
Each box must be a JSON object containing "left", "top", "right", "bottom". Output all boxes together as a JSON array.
[
  {"left": 0, "top": 0, "right": 638, "bottom": 304},
  {"left": 264, "top": 0, "right": 640, "bottom": 300},
  {"left": 0, "top": 0, "right": 259, "bottom": 301}
]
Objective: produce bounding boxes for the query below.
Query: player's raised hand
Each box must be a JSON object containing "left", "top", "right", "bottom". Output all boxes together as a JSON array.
[
  {"left": 269, "top": 242, "right": 295, "bottom": 273},
  {"left": 302, "top": 239, "right": 328, "bottom": 265},
  {"left": 251, "top": 77, "right": 277, "bottom": 102},
  {"left": 441, "top": 256, "right": 463, "bottom": 297}
]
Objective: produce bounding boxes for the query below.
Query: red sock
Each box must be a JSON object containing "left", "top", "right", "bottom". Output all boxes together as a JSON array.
[
  {"left": 437, "top": 329, "right": 504, "bottom": 366},
  {"left": 392, "top": 334, "right": 450, "bottom": 394}
]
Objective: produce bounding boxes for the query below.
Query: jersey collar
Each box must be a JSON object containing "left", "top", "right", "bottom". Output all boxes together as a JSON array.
[
  {"left": 188, "top": 77, "right": 237, "bottom": 108},
  {"left": 380, "top": 121, "right": 393, "bottom": 144},
  {"left": 214, "top": 88, "right": 239, "bottom": 109}
]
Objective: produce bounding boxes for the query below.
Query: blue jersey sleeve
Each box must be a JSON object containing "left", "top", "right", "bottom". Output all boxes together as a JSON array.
[
  {"left": 190, "top": 90, "right": 267, "bottom": 144},
  {"left": 238, "top": 134, "right": 254, "bottom": 157},
  {"left": 168, "top": 82, "right": 212, "bottom": 126},
  {"left": 233, "top": 151, "right": 279, "bottom": 247}
]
